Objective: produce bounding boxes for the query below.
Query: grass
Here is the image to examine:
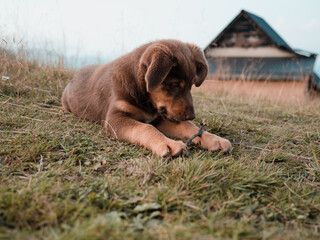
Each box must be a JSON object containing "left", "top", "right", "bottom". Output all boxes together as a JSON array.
[
  {"left": 1, "top": 48, "right": 320, "bottom": 240},
  {"left": 195, "top": 80, "right": 307, "bottom": 105}
]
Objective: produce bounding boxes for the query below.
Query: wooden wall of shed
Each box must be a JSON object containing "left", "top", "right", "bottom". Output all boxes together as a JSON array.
[{"left": 206, "top": 57, "right": 315, "bottom": 81}]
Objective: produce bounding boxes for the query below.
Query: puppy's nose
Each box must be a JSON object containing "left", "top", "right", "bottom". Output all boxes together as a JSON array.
[{"left": 185, "top": 112, "right": 195, "bottom": 120}]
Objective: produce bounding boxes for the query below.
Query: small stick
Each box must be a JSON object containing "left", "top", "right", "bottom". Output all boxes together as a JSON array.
[{"left": 185, "top": 123, "right": 207, "bottom": 146}]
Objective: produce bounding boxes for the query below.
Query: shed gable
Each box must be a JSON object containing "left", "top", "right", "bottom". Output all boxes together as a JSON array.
[{"left": 215, "top": 15, "right": 273, "bottom": 48}]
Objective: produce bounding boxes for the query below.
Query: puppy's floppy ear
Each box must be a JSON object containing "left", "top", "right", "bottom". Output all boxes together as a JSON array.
[
  {"left": 139, "top": 44, "right": 176, "bottom": 92},
  {"left": 188, "top": 44, "right": 208, "bottom": 87}
]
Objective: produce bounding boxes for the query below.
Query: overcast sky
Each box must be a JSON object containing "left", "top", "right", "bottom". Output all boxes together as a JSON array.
[{"left": 1, "top": 0, "right": 320, "bottom": 73}]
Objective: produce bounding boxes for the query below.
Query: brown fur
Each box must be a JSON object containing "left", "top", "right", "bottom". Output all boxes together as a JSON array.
[{"left": 61, "top": 39, "right": 232, "bottom": 157}]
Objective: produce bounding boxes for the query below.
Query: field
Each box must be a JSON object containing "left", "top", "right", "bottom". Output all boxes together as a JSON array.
[
  {"left": 1, "top": 51, "right": 320, "bottom": 240},
  {"left": 195, "top": 80, "right": 307, "bottom": 105}
]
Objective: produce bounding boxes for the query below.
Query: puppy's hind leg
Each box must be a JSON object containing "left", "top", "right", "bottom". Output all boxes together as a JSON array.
[{"left": 61, "top": 85, "right": 72, "bottom": 113}]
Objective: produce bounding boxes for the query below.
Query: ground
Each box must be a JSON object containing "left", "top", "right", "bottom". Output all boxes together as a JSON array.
[{"left": 1, "top": 53, "right": 320, "bottom": 239}]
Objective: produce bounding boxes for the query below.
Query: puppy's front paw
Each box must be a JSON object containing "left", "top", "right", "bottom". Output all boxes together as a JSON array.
[
  {"left": 200, "top": 132, "right": 232, "bottom": 153},
  {"left": 156, "top": 140, "right": 187, "bottom": 158}
]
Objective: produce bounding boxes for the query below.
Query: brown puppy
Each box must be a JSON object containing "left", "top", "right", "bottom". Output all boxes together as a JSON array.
[{"left": 61, "top": 39, "right": 232, "bottom": 157}]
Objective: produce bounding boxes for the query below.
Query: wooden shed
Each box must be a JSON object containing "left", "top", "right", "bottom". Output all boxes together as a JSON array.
[{"left": 204, "top": 10, "right": 318, "bottom": 87}]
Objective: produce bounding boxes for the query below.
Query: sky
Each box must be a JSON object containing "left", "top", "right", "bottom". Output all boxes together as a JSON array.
[{"left": 1, "top": 0, "right": 320, "bottom": 73}]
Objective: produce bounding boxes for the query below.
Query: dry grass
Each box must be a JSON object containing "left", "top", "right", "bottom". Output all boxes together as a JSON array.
[
  {"left": 195, "top": 79, "right": 309, "bottom": 105},
  {"left": 1, "top": 48, "right": 320, "bottom": 239}
]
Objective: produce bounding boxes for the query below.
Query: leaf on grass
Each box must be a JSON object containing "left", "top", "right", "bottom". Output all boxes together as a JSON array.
[
  {"left": 146, "top": 219, "right": 162, "bottom": 229},
  {"left": 134, "top": 203, "right": 161, "bottom": 213},
  {"left": 105, "top": 211, "right": 127, "bottom": 224}
]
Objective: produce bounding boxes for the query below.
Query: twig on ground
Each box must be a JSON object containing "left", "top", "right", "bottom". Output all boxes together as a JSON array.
[
  {"left": 0, "top": 130, "right": 30, "bottom": 134},
  {"left": 20, "top": 116, "right": 43, "bottom": 122},
  {"left": 1, "top": 102, "right": 60, "bottom": 115},
  {"left": 185, "top": 122, "right": 207, "bottom": 146}
]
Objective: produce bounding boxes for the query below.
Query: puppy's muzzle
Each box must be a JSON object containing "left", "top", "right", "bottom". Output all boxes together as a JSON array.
[
  {"left": 160, "top": 106, "right": 195, "bottom": 122},
  {"left": 184, "top": 107, "right": 195, "bottom": 121},
  {"left": 184, "top": 112, "right": 195, "bottom": 121}
]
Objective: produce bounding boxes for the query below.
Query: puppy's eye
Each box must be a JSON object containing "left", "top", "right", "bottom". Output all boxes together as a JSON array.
[
  {"left": 169, "top": 82, "right": 180, "bottom": 89},
  {"left": 170, "top": 66, "right": 178, "bottom": 73}
]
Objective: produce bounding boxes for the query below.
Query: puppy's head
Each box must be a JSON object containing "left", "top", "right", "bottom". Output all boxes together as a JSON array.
[{"left": 139, "top": 40, "right": 208, "bottom": 122}]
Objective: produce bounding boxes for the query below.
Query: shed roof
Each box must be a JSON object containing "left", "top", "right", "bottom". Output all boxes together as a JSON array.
[{"left": 244, "top": 10, "right": 292, "bottom": 51}]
